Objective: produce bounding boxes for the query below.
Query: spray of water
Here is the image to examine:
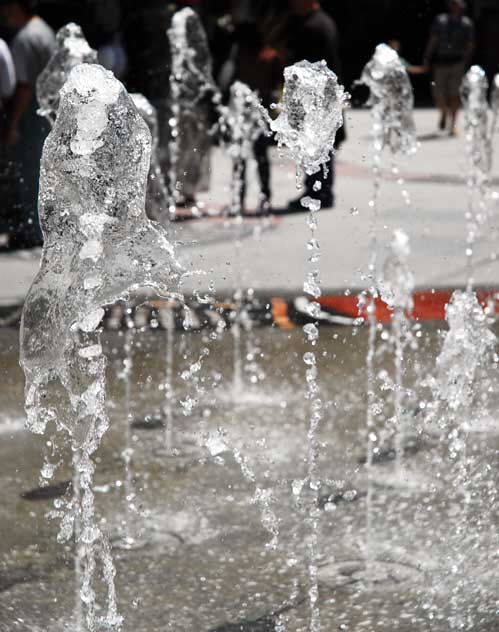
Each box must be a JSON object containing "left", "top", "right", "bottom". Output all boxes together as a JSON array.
[
  {"left": 270, "top": 59, "right": 347, "bottom": 631},
  {"left": 432, "top": 290, "right": 496, "bottom": 628},
  {"left": 20, "top": 64, "right": 183, "bottom": 630},
  {"left": 220, "top": 81, "right": 269, "bottom": 396},
  {"left": 460, "top": 66, "right": 492, "bottom": 286},
  {"left": 131, "top": 94, "right": 170, "bottom": 226},
  {"left": 378, "top": 229, "right": 415, "bottom": 473},
  {"left": 357, "top": 42, "right": 417, "bottom": 577},
  {"left": 167, "top": 8, "right": 220, "bottom": 214},
  {"left": 37, "top": 23, "right": 97, "bottom": 125}
]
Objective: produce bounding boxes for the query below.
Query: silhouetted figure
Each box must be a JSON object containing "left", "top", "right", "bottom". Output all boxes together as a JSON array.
[
  {"left": 0, "top": 37, "right": 17, "bottom": 241},
  {"left": 423, "top": 0, "right": 475, "bottom": 136},
  {"left": 1, "top": 0, "right": 55, "bottom": 248}
]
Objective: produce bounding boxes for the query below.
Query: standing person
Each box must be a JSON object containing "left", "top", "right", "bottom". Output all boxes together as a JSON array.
[
  {"left": 1, "top": 0, "right": 55, "bottom": 248},
  {"left": 0, "top": 37, "right": 15, "bottom": 102},
  {"left": 0, "top": 37, "right": 17, "bottom": 242},
  {"left": 286, "top": 0, "right": 344, "bottom": 211},
  {"left": 423, "top": 0, "right": 475, "bottom": 136}
]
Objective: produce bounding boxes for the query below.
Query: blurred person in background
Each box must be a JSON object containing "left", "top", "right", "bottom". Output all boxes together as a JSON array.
[
  {"left": 84, "top": 0, "right": 127, "bottom": 79},
  {"left": 286, "top": 0, "right": 344, "bottom": 211},
  {"left": 1, "top": 0, "right": 55, "bottom": 248},
  {"left": 123, "top": 1, "right": 176, "bottom": 196},
  {"left": 220, "top": 19, "right": 283, "bottom": 214},
  {"left": 423, "top": 0, "right": 474, "bottom": 136},
  {"left": 0, "top": 36, "right": 16, "bottom": 244},
  {"left": 387, "top": 39, "right": 428, "bottom": 76},
  {"left": 0, "top": 35, "right": 14, "bottom": 101}
]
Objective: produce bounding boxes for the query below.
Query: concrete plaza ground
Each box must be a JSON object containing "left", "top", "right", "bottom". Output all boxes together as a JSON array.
[{"left": 1, "top": 108, "right": 498, "bottom": 307}]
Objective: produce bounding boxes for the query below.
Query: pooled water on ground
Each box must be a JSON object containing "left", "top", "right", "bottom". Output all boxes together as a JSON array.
[{"left": 0, "top": 324, "right": 497, "bottom": 632}]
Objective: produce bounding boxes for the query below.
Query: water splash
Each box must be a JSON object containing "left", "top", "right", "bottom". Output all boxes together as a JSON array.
[
  {"left": 162, "top": 305, "right": 176, "bottom": 453},
  {"left": 222, "top": 81, "right": 269, "bottom": 214},
  {"left": 359, "top": 43, "right": 417, "bottom": 156},
  {"left": 490, "top": 73, "right": 499, "bottom": 133},
  {"left": 460, "top": 65, "right": 492, "bottom": 285},
  {"left": 436, "top": 291, "right": 495, "bottom": 414},
  {"left": 37, "top": 23, "right": 97, "bottom": 125},
  {"left": 271, "top": 60, "right": 347, "bottom": 176},
  {"left": 357, "top": 42, "right": 416, "bottom": 581},
  {"left": 220, "top": 82, "right": 269, "bottom": 396},
  {"left": 130, "top": 94, "right": 170, "bottom": 225},
  {"left": 20, "top": 63, "right": 182, "bottom": 630},
  {"left": 167, "top": 8, "right": 220, "bottom": 212},
  {"left": 378, "top": 230, "right": 415, "bottom": 473},
  {"left": 432, "top": 290, "right": 496, "bottom": 628},
  {"left": 270, "top": 60, "right": 347, "bottom": 632},
  {"left": 115, "top": 320, "right": 145, "bottom": 550}
]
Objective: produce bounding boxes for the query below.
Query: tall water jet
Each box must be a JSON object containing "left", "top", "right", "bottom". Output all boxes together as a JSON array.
[
  {"left": 20, "top": 63, "right": 182, "bottom": 630},
  {"left": 223, "top": 81, "right": 269, "bottom": 216},
  {"left": 378, "top": 229, "right": 414, "bottom": 475},
  {"left": 167, "top": 7, "right": 220, "bottom": 213},
  {"left": 490, "top": 73, "right": 499, "bottom": 133},
  {"left": 270, "top": 59, "right": 347, "bottom": 631},
  {"left": 221, "top": 81, "right": 269, "bottom": 396},
  {"left": 432, "top": 290, "right": 496, "bottom": 628},
  {"left": 131, "top": 94, "right": 170, "bottom": 225},
  {"left": 357, "top": 42, "right": 416, "bottom": 576},
  {"left": 37, "top": 22, "right": 97, "bottom": 125},
  {"left": 460, "top": 65, "right": 491, "bottom": 286}
]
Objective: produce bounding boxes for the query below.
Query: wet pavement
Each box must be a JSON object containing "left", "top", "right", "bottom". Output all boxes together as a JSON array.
[
  {"left": 0, "top": 323, "right": 498, "bottom": 632},
  {"left": 2, "top": 109, "right": 499, "bottom": 308}
]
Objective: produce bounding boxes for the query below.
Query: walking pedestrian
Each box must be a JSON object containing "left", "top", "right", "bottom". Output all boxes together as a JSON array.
[
  {"left": 423, "top": 0, "right": 475, "bottom": 136},
  {"left": 1, "top": 0, "right": 55, "bottom": 248},
  {"left": 286, "top": 0, "right": 344, "bottom": 211}
]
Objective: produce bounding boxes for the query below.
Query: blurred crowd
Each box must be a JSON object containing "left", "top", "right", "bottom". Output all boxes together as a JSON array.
[{"left": 0, "top": 0, "right": 485, "bottom": 249}]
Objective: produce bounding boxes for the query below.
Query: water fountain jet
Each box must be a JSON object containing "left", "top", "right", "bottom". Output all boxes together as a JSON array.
[
  {"left": 270, "top": 59, "right": 348, "bottom": 631},
  {"left": 37, "top": 23, "right": 97, "bottom": 125},
  {"left": 20, "top": 63, "right": 183, "bottom": 630}
]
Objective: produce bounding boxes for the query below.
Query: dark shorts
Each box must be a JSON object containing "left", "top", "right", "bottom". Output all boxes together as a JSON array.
[{"left": 433, "top": 62, "right": 466, "bottom": 101}]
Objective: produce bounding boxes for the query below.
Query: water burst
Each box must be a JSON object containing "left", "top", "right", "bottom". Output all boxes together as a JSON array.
[{"left": 20, "top": 63, "right": 182, "bottom": 630}]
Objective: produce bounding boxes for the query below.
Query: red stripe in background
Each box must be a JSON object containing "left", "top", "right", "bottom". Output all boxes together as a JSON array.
[{"left": 317, "top": 291, "right": 499, "bottom": 324}]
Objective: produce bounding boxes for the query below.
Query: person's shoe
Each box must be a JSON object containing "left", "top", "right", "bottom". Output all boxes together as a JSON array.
[
  {"left": 439, "top": 114, "right": 447, "bottom": 131},
  {"left": 287, "top": 197, "right": 306, "bottom": 213},
  {"left": 449, "top": 126, "right": 458, "bottom": 137},
  {"left": 319, "top": 198, "right": 334, "bottom": 209}
]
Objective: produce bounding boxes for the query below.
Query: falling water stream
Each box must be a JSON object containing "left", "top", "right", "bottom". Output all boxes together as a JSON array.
[
  {"left": 357, "top": 43, "right": 417, "bottom": 575},
  {"left": 167, "top": 8, "right": 221, "bottom": 215},
  {"left": 270, "top": 59, "right": 347, "bottom": 631},
  {"left": 9, "top": 16, "right": 499, "bottom": 632},
  {"left": 20, "top": 64, "right": 183, "bottom": 630},
  {"left": 221, "top": 81, "right": 269, "bottom": 398}
]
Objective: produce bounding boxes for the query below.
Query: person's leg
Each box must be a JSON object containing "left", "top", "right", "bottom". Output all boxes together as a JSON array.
[
  {"left": 15, "top": 99, "right": 47, "bottom": 246},
  {"left": 448, "top": 96, "right": 460, "bottom": 135},
  {"left": 287, "top": 155, "right": 335, "bottom": 211},
  {"left": 448, "top": 63, "right": 466, "bottom": 136},
  {"left": 231, "top": 157, "right": 247, "bottom": 214},
  {"left": 433, "top": 65, "right": 449, "bottom": 130},
  {"left": 253, "top": 134, "right": 271, "bottom": 210},
  {"left": 304, "top": 155, "right": 335, "bottom": 208}
]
